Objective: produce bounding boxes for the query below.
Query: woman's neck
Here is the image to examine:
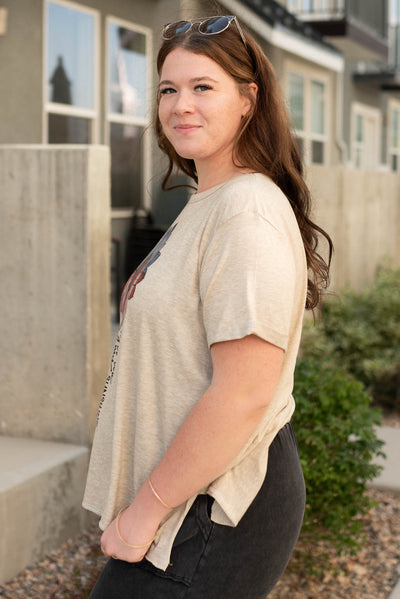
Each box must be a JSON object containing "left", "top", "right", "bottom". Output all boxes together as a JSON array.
[{"left": 196, "top": 163, "right": 255, "bottom": 194}]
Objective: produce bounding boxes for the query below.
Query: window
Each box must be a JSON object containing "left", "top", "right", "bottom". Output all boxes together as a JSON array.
[
  {"left": 288, "top": 70, "right": 328, "bottom": 165},
  {"left": 45, "top": 0, "right": 99, "bottom": 143},
  {"left": 390, "top": 0, "right": 400, "bottom": 24},
  {"left": 311, "top": 80, "right": 325, "bottom": 163},
  {"left": 353, "top": 113, "right": 363, "bottom": 169},
  {"left": 288, "top": 73, "right": 305, "bottom": 158},
  {"left": 288, "top": 73, "right": 304, "bottom": 131},
  {"left": 389, "top": 0, "right": 400, "bottom": 66},
  {"left": 388, "top": 103, "right": 400, "bottom": 171},
  {"left": 106, "top": 18, "right": 152, "bottom": 213},
  {"left": 108, "top": 22, "right": 148, "bottom": 120},
  {"left": 109, "top": 123, "right": 144, "bottom": 208},
  {"left": 351, "top": 103, "right": 380, "bottom": 170}
]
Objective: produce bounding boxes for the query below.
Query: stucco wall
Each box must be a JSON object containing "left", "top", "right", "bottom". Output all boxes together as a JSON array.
[
  {"left": 0, "top": 0, "right": 44, "bottom": 143},
  {"left": 307, "top": 165, "right": 400, "bottom": 292},
  {"left": 0, "top": 145, "right": 110, "bottom": 444}
]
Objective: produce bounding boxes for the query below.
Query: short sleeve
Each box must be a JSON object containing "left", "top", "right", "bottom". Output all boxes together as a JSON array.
[{"left": 199, "top": 211, "right": 297, "bottom": 350}]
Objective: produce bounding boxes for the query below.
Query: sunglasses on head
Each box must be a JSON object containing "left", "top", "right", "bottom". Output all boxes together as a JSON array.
[{"left": 162, "top": 15, "right": 247, "bottom": 48}]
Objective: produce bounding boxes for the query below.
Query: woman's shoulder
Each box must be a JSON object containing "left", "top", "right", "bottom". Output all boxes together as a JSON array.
[
  {"left": 224, "top": 172, "right": 283, "bottom": 196},
  {"left": 214, "top": 172, "right": 294, "bottom": 224}
]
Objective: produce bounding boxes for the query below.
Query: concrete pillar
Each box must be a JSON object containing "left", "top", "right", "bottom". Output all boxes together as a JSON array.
[{"left": 0, "top": 145, "right": 111, "bottom": 444}]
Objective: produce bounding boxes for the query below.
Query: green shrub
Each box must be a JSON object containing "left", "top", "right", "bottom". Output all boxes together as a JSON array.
[
  {"left": 318, "top": 267, "right": 400, "bottom": 412},
  {"left": 292, "top": 357, "right": 385, "bottom": 565}
]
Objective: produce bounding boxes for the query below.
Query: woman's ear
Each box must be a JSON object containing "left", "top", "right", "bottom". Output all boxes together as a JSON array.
[
  {"left": 242, "top": 82, "right": 258, "bottom": 117},
  {"left": 248, "top": 82, "right": 258, "bottom": 100}
]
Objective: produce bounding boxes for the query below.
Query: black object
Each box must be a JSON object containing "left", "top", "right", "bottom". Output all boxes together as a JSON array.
[{"left": 124, "top": 209, "right": 165, "bottom": 283}]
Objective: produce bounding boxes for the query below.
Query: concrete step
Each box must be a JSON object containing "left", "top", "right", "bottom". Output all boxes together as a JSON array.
[
  {"left": 0, "top": 436, "right": 91, "bottom": 584},
  {"left": 0, "top": 426, "right": 398, "bottom": 587}
]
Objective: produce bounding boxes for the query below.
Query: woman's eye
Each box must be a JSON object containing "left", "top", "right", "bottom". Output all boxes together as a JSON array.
[
  {"left": 159, "top": 87, "right": 176, "bottom": 95},
  {"left": 195, "top": 84, "right": 211, "bottom": 92}
]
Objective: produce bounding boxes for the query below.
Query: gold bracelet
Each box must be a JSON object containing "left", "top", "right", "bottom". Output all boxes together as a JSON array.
[
  {"left": 115, "top": 506, "right": 156, "bottom": 549},
  {"left": 148, "top": 476, "right": 174, "bottom": 509}
]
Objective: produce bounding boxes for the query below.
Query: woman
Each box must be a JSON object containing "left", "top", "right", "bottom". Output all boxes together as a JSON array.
[{"left": 84, "top": 15, "right": 332, "bottom": 598}]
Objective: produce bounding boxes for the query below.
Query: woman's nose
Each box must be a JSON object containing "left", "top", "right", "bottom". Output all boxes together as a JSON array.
[{"left": 173, "top": 90, "right": 194, "bottom": 114}]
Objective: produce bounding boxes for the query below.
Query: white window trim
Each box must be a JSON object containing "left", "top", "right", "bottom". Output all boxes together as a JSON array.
[
  {"left": 46, "top": 102, "right": 97, "bottom": 119},
  {"left": 42, "top": 0, "right": 100, "bottom": 143},
  {"left": 107, "top": 113, "right": 148, "bottom": 127},
  {"left": 388, "top": 98, "right": 400, "bottom": 171},
  {"left": 105, "top": 15, "right": 153, "bottom": 215},
  {"left": 351, "top": 102, "right": 381, "bottom": 170},
  {"left": 286, "top": 61, "right": 331, "bottom": 166}
]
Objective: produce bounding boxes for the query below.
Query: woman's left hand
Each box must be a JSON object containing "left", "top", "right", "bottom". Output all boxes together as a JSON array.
[{"left": 100, "top": 504, "right": 158, "bottom": 563}]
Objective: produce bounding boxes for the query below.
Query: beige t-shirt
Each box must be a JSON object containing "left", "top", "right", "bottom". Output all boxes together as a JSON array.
[{"left": 83, "top": 172, "right": 307, "bottom": 571}]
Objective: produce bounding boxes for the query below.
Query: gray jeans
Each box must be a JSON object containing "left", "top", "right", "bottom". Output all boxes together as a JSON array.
[{"left": 89, "top": 422, "right": 306, "bottom": 599}]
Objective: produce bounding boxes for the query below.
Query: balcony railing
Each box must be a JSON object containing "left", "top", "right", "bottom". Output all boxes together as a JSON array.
[
  {"left": 290, "top": 0, "right": 387, "bottom": 40},
  {"left": 289, "top": 1, "right": 345, "bottom": 18},
  {"left": 347, "top": 1, "right": 387, "bottom": 40}
]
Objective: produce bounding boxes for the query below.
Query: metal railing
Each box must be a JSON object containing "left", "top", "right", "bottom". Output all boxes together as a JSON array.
[
  {"left": 290, "top": 0, "right": 387, "bottom": 40},
  {"left": 347, "top": 0, "right": 387, "bottom": 40},
  {"left": 288, "top": 1, "right": 344, "bottom": 18}
]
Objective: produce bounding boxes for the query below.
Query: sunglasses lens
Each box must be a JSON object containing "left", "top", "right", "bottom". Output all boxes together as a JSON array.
[
  {"left": 198, "top": 16, "right": 230, "bottom": 35},
  {"left": 163, "top": 20, "right": 192, "bottom": 38}
]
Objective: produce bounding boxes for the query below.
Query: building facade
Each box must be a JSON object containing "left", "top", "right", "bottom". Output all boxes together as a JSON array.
[
  {"left": 284, "top": 0, "right": 400, "bottom": 172},
  {"left": 0, "top": 0, "right": 398, "bottom": 298}
]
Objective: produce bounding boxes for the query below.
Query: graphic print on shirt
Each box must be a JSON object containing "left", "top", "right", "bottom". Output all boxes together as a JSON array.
[
  {"left": 120, "top": 223, "right": 177, "bottom": 322},
  {"left": 97, "top": 328, "right": 120, "bottom": 421},
  {"left": 97, "top": 223, "right": 177, "bottom": 421}
]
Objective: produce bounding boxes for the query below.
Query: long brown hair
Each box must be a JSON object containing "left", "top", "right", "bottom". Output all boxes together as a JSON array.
[{"left": 155, "top": 19, "right": 333, "bottom": 310}]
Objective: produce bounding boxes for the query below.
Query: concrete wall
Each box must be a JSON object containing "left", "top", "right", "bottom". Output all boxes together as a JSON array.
[
  {"left": 307, "top": 165, "right": 400, "bottom": 292},
  {"left": 0, "top": 145, "right": 110, "bottom": 444}
]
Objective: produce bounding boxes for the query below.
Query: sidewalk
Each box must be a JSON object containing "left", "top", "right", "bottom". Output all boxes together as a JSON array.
[
  {"left": 372, "top": 426, "right": 400, "bottom": 494},
  {"left": 372, "top": 426, "right": 400, "bottom": 599}
]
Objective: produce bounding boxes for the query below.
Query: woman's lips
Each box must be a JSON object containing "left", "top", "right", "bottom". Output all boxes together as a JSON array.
[{"left": 174, "top": 124, "right": 201, "bottom": 133}]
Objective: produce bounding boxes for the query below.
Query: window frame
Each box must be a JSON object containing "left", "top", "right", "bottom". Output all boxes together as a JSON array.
[
  {"left": 43, "top": 0, "right": 100, "bottom": 144},
  {"left": 105, "top": 15, "right": 153, "bottom": 217},
  {"left": 286, "top": 62, "right": 330, "bottom": 166}
]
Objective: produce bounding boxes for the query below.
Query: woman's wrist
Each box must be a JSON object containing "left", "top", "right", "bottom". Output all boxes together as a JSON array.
[
  {"left": 116, "top": 506, "right": 157, "bottom": 548},
  {"left": 120, "top": 478, "right": 173, "bottom": 546}
]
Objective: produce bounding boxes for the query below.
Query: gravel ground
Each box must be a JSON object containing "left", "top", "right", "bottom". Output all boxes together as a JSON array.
[
  {"left": 269, "top": 488, "right": 400, "bottom": 599},
  {"left": 0, "top": 487, "right": 399, "bottom": 599},
  {"left": 382, "top": 411, "right": 400, "bottom": 428}
]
